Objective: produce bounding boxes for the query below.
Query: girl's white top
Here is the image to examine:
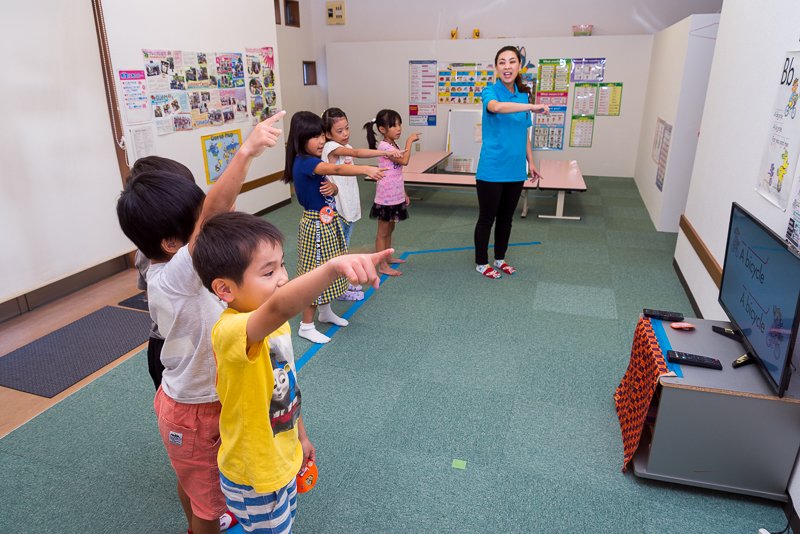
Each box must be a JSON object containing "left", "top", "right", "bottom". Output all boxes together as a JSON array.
[{"left": 322, "top": 140, "right": 361, "bottom": 223}]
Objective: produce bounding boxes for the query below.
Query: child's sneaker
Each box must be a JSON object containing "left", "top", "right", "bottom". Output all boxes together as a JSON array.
[
  {"left": 220, "top": 511, "right": 239, "bottom": 530},
  {"left": 337, "top": 289, "right": 364, "bottom": 301}
]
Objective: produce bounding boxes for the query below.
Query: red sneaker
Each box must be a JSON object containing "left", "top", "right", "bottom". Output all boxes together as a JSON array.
[
  {"left": 477, "top": 265, "right": 502, "bottom": 279},
  {"left": 496, "top": 262, "right": 517, "bottom": 275}
]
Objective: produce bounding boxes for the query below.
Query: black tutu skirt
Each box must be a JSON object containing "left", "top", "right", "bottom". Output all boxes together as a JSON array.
[{"left": 369, "top": 202, "right": 409, "bottom": 222}]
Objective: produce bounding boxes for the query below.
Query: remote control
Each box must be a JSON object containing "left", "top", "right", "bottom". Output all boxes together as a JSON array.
[
  {"left": 711, "top": 325, "right": 741, "bottom": 341},
  {"left": 666, "top": 350, "right": 722, "bottom": 370},
  {"left": 643, "top": 308, "right": 684, "bottom": 322}
]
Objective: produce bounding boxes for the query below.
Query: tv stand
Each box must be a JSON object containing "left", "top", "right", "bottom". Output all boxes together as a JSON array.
[{"left": 630, "top": 317, "right": 800, "bottom": 501}]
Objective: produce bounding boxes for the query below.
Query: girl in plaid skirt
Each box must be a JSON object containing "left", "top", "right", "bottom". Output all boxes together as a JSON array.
[{"left": 284, "top": 111, "right": 385, "bottom": 344}]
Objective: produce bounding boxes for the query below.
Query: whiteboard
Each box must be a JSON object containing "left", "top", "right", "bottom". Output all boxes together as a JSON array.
[{"left": 445, "top": 109, "right": 483, "bottom": 173}]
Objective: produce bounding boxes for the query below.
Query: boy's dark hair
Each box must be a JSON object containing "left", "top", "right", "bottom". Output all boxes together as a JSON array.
[
  {"left": 283, "top": 111, "right": 324, "bottom": 183},
  {"left": 193, "top": 211, "right": 285, "bottom": 292},
  {"left": 494, "top": 45, "right": 533, "bottom": 103},
  {"left": 116, "top": 171, "right": 205, "bottom": 261},
  {"left": 321, "top": 107, "right": 347, "bottom": 134},
  {"left": 129, "top": 156, "right": 193, "bottom": 182},
  {"left": 363, "top": 109, "right": 402, "bottom": 149}
]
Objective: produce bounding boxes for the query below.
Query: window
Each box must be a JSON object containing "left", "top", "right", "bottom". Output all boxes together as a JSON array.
[
  {"left": 285, "top": 0, "right": 300, "bottom": 27},
  {"left": 303, "top": 61, "right": 317, "bottom": 85},
  {"left": 274, "top": 0, "right": 281, "bottom": 24}
]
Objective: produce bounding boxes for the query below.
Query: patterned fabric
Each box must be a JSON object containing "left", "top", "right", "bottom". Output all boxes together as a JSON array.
[
  {"left": 219, "top": 472, "right": 297, "bottom": 533},
  {"left": 296, "top": 210, "right": 348, "bottom": 305},
  {"left": 369, "top": 201, "right": 409, "bottom": 223},
  {"left": 614, "top": 317, "right": 670, "bottom": 471},
  {"left": 375, "top": 140, "right": 406, "bottom": 205}
]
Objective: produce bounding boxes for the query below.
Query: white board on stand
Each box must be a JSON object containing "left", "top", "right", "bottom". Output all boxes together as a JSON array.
[{"left": 445, "top": 109, "right": 483, "bottom": 173}]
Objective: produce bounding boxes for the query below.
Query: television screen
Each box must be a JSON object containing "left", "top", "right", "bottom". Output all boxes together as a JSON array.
[{"left": 719, "top": 203, "right": 800, "bottom": 396}]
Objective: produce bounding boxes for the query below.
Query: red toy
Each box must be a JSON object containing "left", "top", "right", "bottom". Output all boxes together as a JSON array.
[
  {"left": 670, "top": 321, "right": 696, "bottom": 331},
  {"left": 296, "top": 460, "right": 318, "bottom": 493}
]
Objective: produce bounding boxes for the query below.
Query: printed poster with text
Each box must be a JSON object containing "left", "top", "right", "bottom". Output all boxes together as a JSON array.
[
  {"left": 409, "top": 60, "right": 438, "bottom": 126},
  {"left": 202, "top": 129, "right": 242, "bottom": 184},
  {"left": 597, "top": 83, "right": 623, "bottom": 116},
  {"left": 571, "top": 58, "right": 605, "bottom": 83},
  {"left": 572, "top": 83, "right": 598, "bottom": 117},
  {"left": 757, "top": 52, "right": 800, "bottom": 210},
  {"left": 438, "top": 62, "right": 494, "bottom": 104},
  {"left": 537, "top": 59, "right": 572, "bottom": 92},
  {"left": 570, "top": 116, "right": 594, "bottom": 148},
  {"left": 246, "top": 47, "right": 278, "bottom": 125},
  {"left": 533, "top": 106, "right": 566, "bottom": 150}
]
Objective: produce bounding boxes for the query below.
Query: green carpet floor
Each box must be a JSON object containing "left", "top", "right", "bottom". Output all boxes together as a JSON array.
[{"left": 0, "top": 177, "right": 786, "bottom": 533}]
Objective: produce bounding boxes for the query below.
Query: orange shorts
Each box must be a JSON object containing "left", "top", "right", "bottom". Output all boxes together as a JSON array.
[{"left": 154, "top": 387, "right": 226, "bottom": 520}]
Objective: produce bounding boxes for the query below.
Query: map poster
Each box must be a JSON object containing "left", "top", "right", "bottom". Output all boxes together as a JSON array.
[
  {"left": 757, "top": 52, "right": 800, "bottom": 210},
  {"left": 202, "top": 129, "right": 242, "bottom": 184},
  {"left": 246, "top": 47, "right": 278, "bottom": 125}
]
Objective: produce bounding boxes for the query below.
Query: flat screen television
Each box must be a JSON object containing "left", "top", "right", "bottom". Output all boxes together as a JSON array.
[{"left": 718, "top": 203, "right": 800, "bottom": 397}]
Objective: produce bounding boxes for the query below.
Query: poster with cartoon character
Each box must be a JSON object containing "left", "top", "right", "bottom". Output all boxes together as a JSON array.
[{"left": 757, "top": 52, "right": 800, "bottom": 210}]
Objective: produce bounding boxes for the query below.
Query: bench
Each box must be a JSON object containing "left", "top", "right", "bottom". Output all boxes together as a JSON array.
[{"left": 376, "top": 151, "right": 587, "bottom": 220}]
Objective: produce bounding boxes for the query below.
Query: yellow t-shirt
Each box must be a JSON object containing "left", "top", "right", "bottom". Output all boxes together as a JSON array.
[{"left": 212, "top": 309, "right": 303, "bottom": 493}]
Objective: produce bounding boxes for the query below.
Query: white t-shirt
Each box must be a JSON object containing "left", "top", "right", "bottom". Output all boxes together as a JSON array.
[
  {"left": 322, "top": 140, "right": 361, "bottom": 223},
  {"left": 146, "top": 245, "right": 224, "bottom": 403}
]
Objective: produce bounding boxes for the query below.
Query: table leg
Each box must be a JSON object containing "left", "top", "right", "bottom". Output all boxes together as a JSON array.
[
  {"left": 521, "top": 190, "right": 528, "bottom": 218},
  {"left": 538, "top": 191, "right": 581, "bottom": 220}
]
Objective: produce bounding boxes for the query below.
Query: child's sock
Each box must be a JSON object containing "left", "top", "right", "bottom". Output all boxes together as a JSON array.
[
  {"left": 493, "top": 259, "right": 506, "bottom": 268},
  {"left": 219, "top": 512, "right": 238, "bottom": 530},
  {"left": 318, "top": 303, "right": 349, "bottom": 326},
  {"left": 349, "top": 283, "right": 362, "bottom": 291},
  {"left": 299, "top": 322, "right": 331, "bottom": 344}
]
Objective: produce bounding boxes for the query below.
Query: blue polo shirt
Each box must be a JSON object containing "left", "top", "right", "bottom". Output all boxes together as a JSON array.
[
  {"left": 293, "top": 155, "right": 330, "bottom": 211},
  {"left": 476, "top": 80, "right": 532, "bottom": 183}
]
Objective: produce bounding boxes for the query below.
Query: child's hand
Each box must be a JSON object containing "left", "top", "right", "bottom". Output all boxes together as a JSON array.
[
  {"left": 300, "top": 435, "right": 316, "bottom": 469},
  {"left": 240, "top": 110, "right": 286, "bottom": 158},
  {"left": 320, "top": 180, "right": 337, "bottom": 196},
  {"left": 330, "top": 249, "right": 394, "bottom": 289},
  {"left": 365, "top": 166, "right": 385, "bottom": 181},
  {"left": 407, "top": 133, "right": 421, "bottom": 144},
  {"left": 404, "top": 193, "right": 411, "bottom": 207}
]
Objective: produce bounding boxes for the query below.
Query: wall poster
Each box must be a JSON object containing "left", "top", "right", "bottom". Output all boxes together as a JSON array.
[
  {"left": 757, "top": 52, "right": 800, "bottom": 210},
  {"left": 201, "top": 129, "right": 242, "bottom": 184}
]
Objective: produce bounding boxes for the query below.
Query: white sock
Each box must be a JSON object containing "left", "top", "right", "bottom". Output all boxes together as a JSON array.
[
  {"left": 299, "top": 322, "right": 331, "bottom": 344},
  {"left": 318, "top": 303, "right": 349, "bottom": 326},
  {"left": 349, "top": 283, "right": 362, "bottom": 291},
  {"left": 476, "top": 263, "right": 491, "bottom": 274},
  {"left": 493, "top": 259, "right": 506, "bottom": 268}
]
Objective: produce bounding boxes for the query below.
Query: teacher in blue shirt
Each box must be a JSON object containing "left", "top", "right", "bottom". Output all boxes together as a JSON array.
[{"left": 474, "top": 45, "right": 549, "bottom": 279}]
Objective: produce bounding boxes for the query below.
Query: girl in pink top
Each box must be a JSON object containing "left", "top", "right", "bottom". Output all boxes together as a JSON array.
[{"left": 363, "top": 109, "right": 420, "bottom": 276}]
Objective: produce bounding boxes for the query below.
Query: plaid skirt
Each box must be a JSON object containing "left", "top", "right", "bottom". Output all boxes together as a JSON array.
[{"left": 297, "top": 210, "right": 348, "bottom": 305}]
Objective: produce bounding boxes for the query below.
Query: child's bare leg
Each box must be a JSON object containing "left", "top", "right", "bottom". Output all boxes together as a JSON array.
[
  {"left": 385, "top": 222, "right": 405, "bottom": 263},
  {"left": 376, "top": 221, "right": 401, "bottom": 276},
  {"left": 299, "top": 304, "right": 331, "bottom": 344},
  {"left": 178, "top": 482, "right": 220, "bottom": 534},
  {"left": 178, "top": 482, "right": 193, "bottom": 529}
]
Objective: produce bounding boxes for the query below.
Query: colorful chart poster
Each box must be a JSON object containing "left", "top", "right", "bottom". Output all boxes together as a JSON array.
[
  {"left": 571, "top": 58, "right": 605, "bottom": 83},
  {"left": 408, "top": 104, "right": 437, "bottom": 126},
  {"left": 117, "top": 69, "right": 150, "bottom": 124},
  {"left": 437, "top": 62, "right": 494, "bottom": 104},
  {"left": 538, "top": 59, "right": 572, "bottom": 92},
  {"left": 533, "top": 106, "right": 566, "bottom": 150},
  {"left": 202, "top": 129, "right": 242, "bottom": 184},
  {"left": 246, "top": 47, "right": 278, "bottom": 124},
  {"left": 597, "top": 83, "right": 623, "bottom": 116},
  {"left": 573, "top": 83, "right": 598, "bottom": 117},
  {"left": 409, "top": 60, "right": 438, "bottom": 104},
  {"left": 535, "top": 91, "right": 568, "bottom": 106},
  {"left": 757, "top": 52, "right": 800, "bottom": 210},
  {"left": 569, "top": 116, "right": 594, "bottom": 148}
]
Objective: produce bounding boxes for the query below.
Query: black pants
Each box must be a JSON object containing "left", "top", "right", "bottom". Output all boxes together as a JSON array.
[
  {"left": 474, "top": 180, "right": 524, "bottom": 265},
  {"left": 147, "top": 336, "right": 165, "bottom": 390}
]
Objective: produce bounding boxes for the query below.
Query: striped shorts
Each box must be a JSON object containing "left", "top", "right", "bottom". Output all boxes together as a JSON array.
[
  {"left": 219, "top": 472, "right": 298, "bottom": 533},
  {"left": 297, "top": 210, "right": 348, "bottom": 305}
]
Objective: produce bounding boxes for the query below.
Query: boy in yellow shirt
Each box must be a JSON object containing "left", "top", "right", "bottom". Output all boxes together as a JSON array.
[{"left": 193, "top": 211, "right": 391, "bottom": 533}]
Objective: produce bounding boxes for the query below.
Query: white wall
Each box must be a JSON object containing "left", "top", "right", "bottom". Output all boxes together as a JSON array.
[
  {"left": 102, "top": 0, "right": 290, "bottom": 216},
  {"left": 0, "top": 3, "right": 132, "bottom": 302},
  {"left": 672, "top": 0, "right": 800, "bottom": 509},
  {"left": 327, "top": 36, "right": 652, "bottom": 177},
  {"left": 633, "top": 14, "right": 718, "bottom": 231}
]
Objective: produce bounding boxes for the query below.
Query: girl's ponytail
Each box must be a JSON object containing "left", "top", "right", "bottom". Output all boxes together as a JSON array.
[{"left": 363, "top": 119, "right": 378, "bottom": 149}]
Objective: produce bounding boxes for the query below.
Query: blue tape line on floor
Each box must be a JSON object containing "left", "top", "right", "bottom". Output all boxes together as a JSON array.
[
  {"left": 650, "top": 318, "right": 683, "bottom": 378},
  {"left": 295, "top": 243, "right": 541, "bottom": 371}
]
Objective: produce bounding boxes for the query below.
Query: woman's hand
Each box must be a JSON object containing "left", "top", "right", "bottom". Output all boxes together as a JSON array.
[{"left": 531, "top": 104, "right": 550, "bottom": 114}]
